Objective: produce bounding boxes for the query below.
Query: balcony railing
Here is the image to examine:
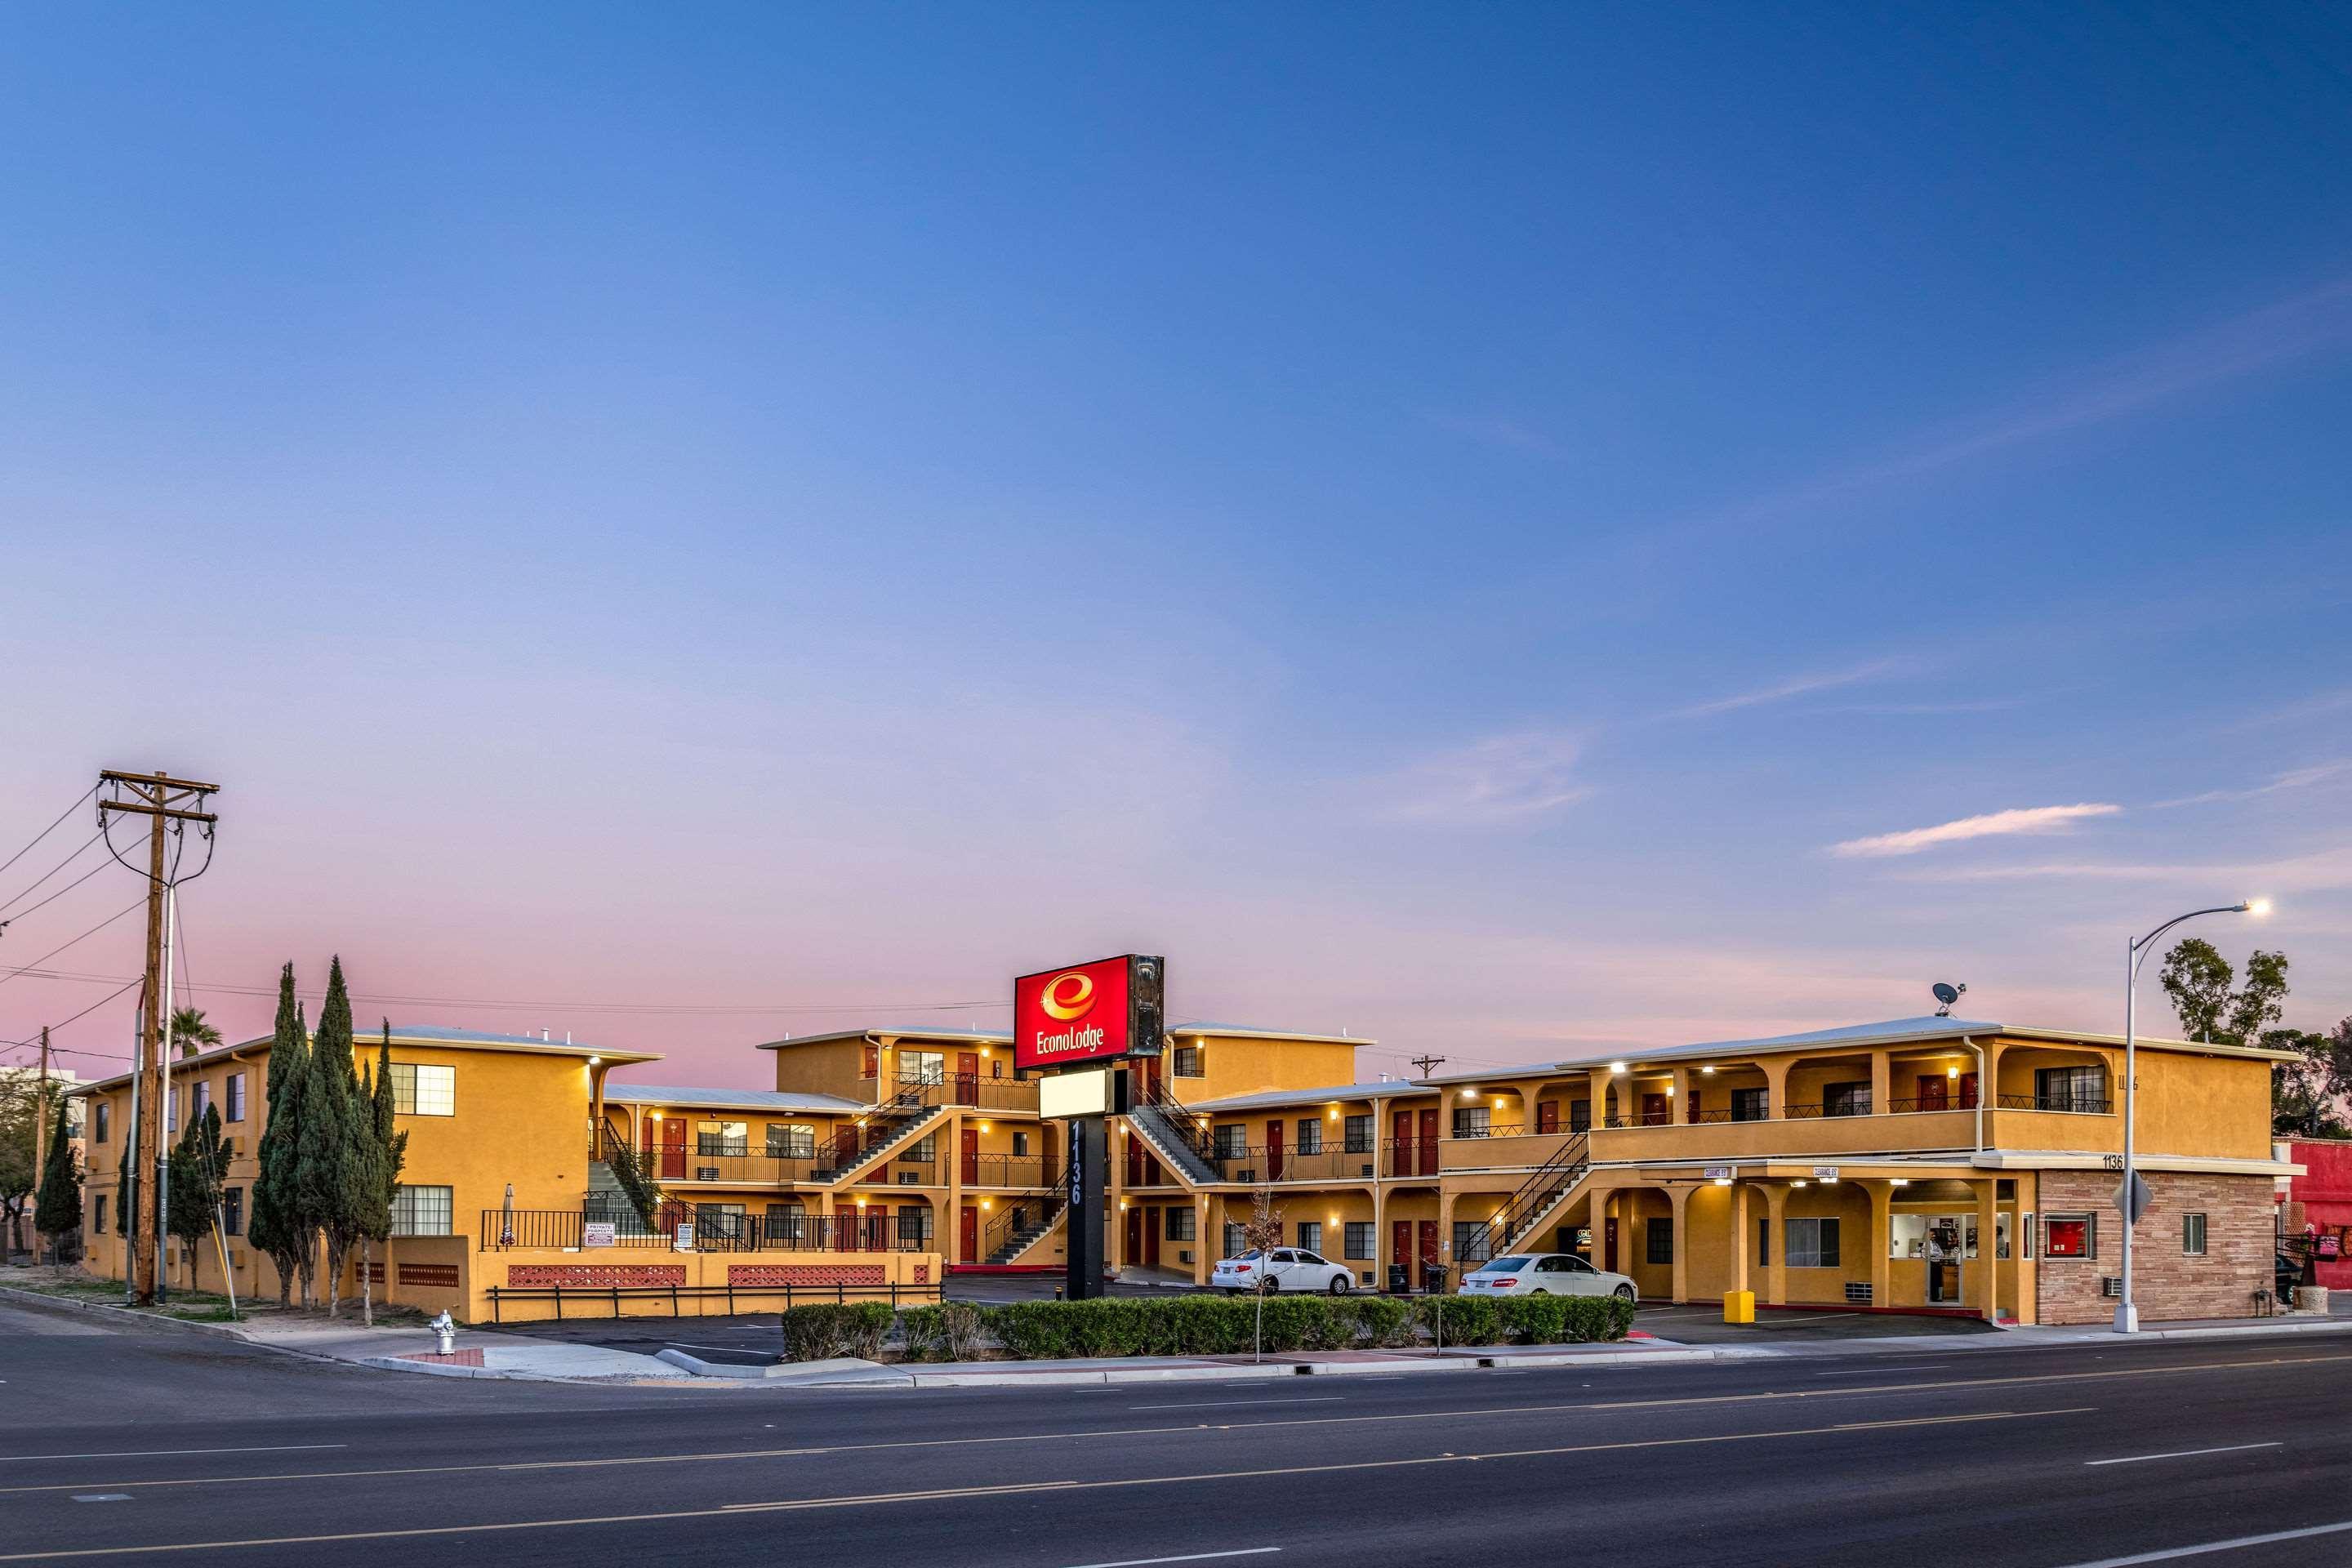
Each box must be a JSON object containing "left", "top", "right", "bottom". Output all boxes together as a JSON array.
[
  {"left": 1447, "top": 1123, "right": 1526, "bottom": 1140},
  {"left": 1384, "top": 1137, "right": 1442, "bottom": 1178},
  {"left": 964, "top": 1153, "right": 1063, "bottom": 1189},
  {"left": 481, "top": 1208, "right": 931, "bottom": 1253},
  {"left": 1203, "top": 1143, "right": 1383, "bottom": 1183},
  {"left": 1998, "top": 1094, "right": 2114, "bottom": 1114},
  {"left": 863, "top": 1074, "right": 1040, "bottom": 1113},
  {"left": 1886, "top": 1094, "right": 1978, "bottom": 1114}
]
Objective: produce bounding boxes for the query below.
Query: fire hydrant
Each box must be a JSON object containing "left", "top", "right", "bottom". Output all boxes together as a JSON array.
[{"left": 430, "top": 1310, "right": 457, "bottom": 1356}]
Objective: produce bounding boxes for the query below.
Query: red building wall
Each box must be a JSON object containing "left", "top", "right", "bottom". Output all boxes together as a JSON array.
[{"left": 2284, "top": 1139, "right": 2352, "bottom": 1290}]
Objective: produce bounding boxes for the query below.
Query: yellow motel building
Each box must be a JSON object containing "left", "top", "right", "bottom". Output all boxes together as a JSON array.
[{"left": 74, "top": 1013, "right": 2293, "bottom": 1327}]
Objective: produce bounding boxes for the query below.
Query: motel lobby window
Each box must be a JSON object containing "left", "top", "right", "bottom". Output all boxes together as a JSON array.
[{"left": 390, "top": 1063, "right": 456, "bottom": 1116}]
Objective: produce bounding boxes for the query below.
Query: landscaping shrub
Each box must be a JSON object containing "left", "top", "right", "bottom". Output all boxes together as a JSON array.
[
  {"left": 1350, "top": 1294, "right": 1414, "bottom": 1348},
  {"left": 896, "top": 1304, "right": 947, "bottom": 1361},
  {"left": 1415, "top": 1294, "right": 1502, "bottom": 1346},
  {"left": 778, "top": 1301, "right": 894, "bottom": 1361}
]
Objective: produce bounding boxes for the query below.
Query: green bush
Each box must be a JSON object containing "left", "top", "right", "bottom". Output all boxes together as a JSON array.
[
  {"left": 778, "top": 1301, "right": 894, "bottom": 1361},
  {"left": 1415, "top": 1294, "right": 1502, "bottom": 1345},
  {"left": 1350, "top": 1294, "right": 1414, "bottom": 1348},
  {"left": 896, "top": 1304, "right": 947, "bottom": 1361}
]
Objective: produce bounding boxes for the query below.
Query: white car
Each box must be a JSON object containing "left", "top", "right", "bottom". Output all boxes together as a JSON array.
[
  {"left": 1210, "top": 1247, "right": 1355, "bottom": 1295},
  {"left": 1458, "top": 1253, "right": 1636, "bottom": 1301}
]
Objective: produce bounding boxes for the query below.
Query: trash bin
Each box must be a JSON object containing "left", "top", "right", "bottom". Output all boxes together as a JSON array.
[
  {"left": 1422, "top": 1263, "right": 1448, "bottom": 1295},
  {"left": 1387, "top": 1263, "right": 1410, "bottom": 1295}
]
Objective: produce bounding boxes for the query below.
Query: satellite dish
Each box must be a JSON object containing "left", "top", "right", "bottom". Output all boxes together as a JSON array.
[{"left": 1931, "top": 981, "right": 1967, "bottom": 1017}]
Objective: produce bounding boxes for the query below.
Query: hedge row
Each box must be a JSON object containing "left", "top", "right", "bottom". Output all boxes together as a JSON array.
[{"left": 777, "top": 1292, "right": 1634, "bottom": 1363}]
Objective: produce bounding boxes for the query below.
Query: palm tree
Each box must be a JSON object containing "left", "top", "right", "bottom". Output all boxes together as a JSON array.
[{"left": 171, "top": 1006, "right": 223, "bottom": 1060}]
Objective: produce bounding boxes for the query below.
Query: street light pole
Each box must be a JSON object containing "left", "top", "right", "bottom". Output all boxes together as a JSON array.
[{"left": 2117, "top": 898, "right": 2270, "bottom": 1333}]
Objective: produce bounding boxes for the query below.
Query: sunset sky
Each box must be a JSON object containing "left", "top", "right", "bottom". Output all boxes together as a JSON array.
[{"left": 5, "top": 6, "right": 2349, "bottom": 1088}]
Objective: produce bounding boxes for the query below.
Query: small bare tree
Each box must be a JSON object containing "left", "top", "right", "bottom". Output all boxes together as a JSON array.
[{"left": 1241, "top": 1186, "right": 1286, "bottom": 1364}]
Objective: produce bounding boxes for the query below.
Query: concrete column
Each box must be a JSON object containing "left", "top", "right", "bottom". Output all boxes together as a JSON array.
[
  {"left": 1868, "top": 1181, "right": 1892, "bottom": 1310},
  {"left": 1763, "top": 1184, "right": 1788, "bottom": 1304},
  {"left": 1668, "top": 1185, "right": 1692, "bottom": 1303},
  {"left": 1437, "top": 1188, "right": 1458, "bottom": 1277},
  {"left": 1869, "top": 1051, "right": 1891, "bottom": 1117},
  {"left": 1580, "top": 1184, "right": 1610, "bottom": 1267},
  {"left": 1370, "top": 1181, "right": 1387, "bottom": 1287},
  {"left": 1591, "top": 1070, "right": 1614, "bottom": 1127},
  {"left": 1976, "top": 1178, "right": 2001, "bottom": 1323},
  {"left": 1195, "top": 1193, "right": 1214, "bottom": 1285},
  {"left": 1672, "top": 1065, "right": 1692, "bottom": 1123},
  {"left": 945, "top": 1108, "right": 965, "bottom": 1265},
  {"left": 1516, "top": 1079, "right": 1548, "bottom": 1136},
  {"left": 1763, "top": 1058, "right": 1794, "bottom": 1120},
  {"left": 1107, "top": 1123, "right": 1127, "bottom": 1267},
  {"left": 1727, "top": 1183, "right": 1751, "bottom": 1295}
]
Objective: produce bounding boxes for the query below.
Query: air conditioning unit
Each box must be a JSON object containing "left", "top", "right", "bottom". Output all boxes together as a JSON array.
[
  {"left": 1178, "top": 1250, "right": 1193, "bottom": 1264},
  {"left": 697, "top": 1166, "right": 719, "bottom": 1182},
  {"left": 1360, "top": 1163, "right": 1375, "bottom": 1178},
  {"left": 1236, "top": 1168, "right": 1258, "bottom": 1183},
  {"left": 1844, "top": 1281, "right": 1873, "bottom": 1305},
  {"left": 898, "top": 1171, "right": 921, "bottom": 1185},
  {"left": 2100, "top": 1276, "right": 2123, "bottom": 1299}
]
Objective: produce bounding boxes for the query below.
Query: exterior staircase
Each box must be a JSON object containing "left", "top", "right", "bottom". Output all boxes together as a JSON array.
[
  {"left": 817, "top": 1083, "right": 954, "bottom": 1183},
  {"left": 1125, "top": 1085, "right": 1226, "bottom": 1187},
  {"left": 1489, "top": 1133, "right": 1592, "bottom": 1255},
  {"left": 981, "top": 1190, "right": 1068, "bottom": 1264}
]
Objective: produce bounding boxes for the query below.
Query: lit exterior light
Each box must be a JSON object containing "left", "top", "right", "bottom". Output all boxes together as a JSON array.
[
  {"left": 586, "top": 1055, "right": 601, "bottom": 1066},
  {"left": 1701, "top": 1066, "right": 1716, "bottom": 1076},
  {"left": 1947, "top": 1067, "right": 1960, "bottom": 1080},
  {"left": 1713, "top": 1176, "right": 1731, "bottom": 1187},
  {"left": 2247, "top": 898, "right": 2273, "bottom": 918},
  {"left": 1791, "top": 1179, "right": 1809, "bottom": 1187},
  {"left": 1891, "top": 1178, "right": 1910, "bottom": 1187},
  {"left": 1610, "top": 1062, "right": 1628, "bottom": 1075},
  {"left": 981, "top": 1198, "right": 993, "bottom": 1209},
  {"left": 1665, "top": 1085, "right": 1676, "bottom": 1097}
]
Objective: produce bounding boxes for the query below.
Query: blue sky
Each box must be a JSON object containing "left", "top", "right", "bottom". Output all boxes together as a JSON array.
[{"left": 3, "top": 5, "right": 2348, "bottom": 1082}]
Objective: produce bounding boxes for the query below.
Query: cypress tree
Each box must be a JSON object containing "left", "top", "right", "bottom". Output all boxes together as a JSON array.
[
  {"left": 247, "top": 963, "right": 312, "bottom": 1306},
  {"left": 167, "top": 1104, "right": 232, "bottom": 1292},
  {"left": 298, "top": 956, "right": 362, "bottom": 1316},
  {"left": 356, "top": 1023, "right": 408, "bottom": 1327},
  {"left": 33, "top": 1099, "right": 81, "bottom": 1263}
]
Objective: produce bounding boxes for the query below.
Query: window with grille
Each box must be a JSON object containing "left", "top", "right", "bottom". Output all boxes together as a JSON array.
[
  {"left": 1343, "top": 1115, "right": 1372, "bottom": 1153},
  {"left": 1223, "top": 1222, "right": 1245, "bottom": 1258},
  {"left": 1165, "top": 1206, "right": 1196, "bottom": 1241},
  {"left": 1453, "top": 1221, "right": 1493, "bottom": 1265},
  {"left": 1569, "top": 1098, "right": 1592, "bottom": 1133},
  {"left": 905, "top": 1134, "right": 937, "bottom": 1164},
  {"left": 1173, "top": 1047, "right": 1205, "bottom": 1078},
  {"left": 389, "top": 1063, "right": 456, "bottom": 1116},
  {"left": 1823, "top": 1081, "right": 1870, "bottom": 1117},
  {"left": 1211, "top": 1125, "right": 1246, "bottom": 1160},
  {"left": 1296, "top": 1221, "right": 1323, "bottom": 1254},
  {"left": 390, "top": 1185, "right": 453, "bottom": 1237},
  {"left": 901, "top": 1051, "right": 945, "bottom": 1085},
  {"left": 1784, "top": 1217, "right": 1840, "bottom": 1268},
  {"left": 2035, "top": 1066, "right": 2105, "bottom": 1111},
  {"left": 764, "top": 1204, "right": 807, "bottom": 1242},
  {"left": 1294, "top": 1120, "right": 1323, "bottom": 1156},
  {"left": 1452, "top": 1106, "right": 1490, "bottom": 1138},
  {"left": 767, "top": 1123, "right": 816, "bottom": 1159},
  {"left": 1646, "top": 1217, "right": 1674, "bottom": 1265},
  {"left": 897, "top": 1209, "right": 932, "bottom": 1247},
  {"left": 1731, "top": 1088, "right": 1767, "bottom": 1122},
  {"left": 1344, "top": 1221, "right": 1374, "bottom": 1259},
  {"left": 697, "top": 1120, "right": 749, "bottom": 1156}
]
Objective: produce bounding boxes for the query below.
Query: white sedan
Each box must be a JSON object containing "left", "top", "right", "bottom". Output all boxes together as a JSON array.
[
  {"left": 1210, "top": 1247, "right": 1355, "bottom": 1294},
  {"left": 1458, "top": 1253, "right": 1636, "bottom": 1300}
]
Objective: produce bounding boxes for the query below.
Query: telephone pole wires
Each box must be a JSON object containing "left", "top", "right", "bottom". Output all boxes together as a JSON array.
[
  {"left": 96, "top": 769, "right": 219, "bottom": 1306},
  {"left": 33, "top": 1026, "right": 51, "bottom": 1181}
]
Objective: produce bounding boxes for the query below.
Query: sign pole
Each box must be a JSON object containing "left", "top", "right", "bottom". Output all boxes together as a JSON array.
[{"left": 1066, "top": 1112, "right": 1107, "bottom": 1300}]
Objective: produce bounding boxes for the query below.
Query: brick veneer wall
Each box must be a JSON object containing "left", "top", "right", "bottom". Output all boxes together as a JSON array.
[{"left": 2037, "top": 1169, "right": 2272, "bottom": 1325}]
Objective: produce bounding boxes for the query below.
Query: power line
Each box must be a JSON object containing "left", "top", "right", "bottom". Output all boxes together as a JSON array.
[
  {"left": 0, "top": 828, "right": 106, "bottom": 917},
  {"left": 0, "top": 897, "right": 148, "bottom": 995},
  {"left": 0, "top": 855, "right": 112, "bottom": 932},
  {"left": 0, "top": 784, "right": 98, "bottom": 883}
]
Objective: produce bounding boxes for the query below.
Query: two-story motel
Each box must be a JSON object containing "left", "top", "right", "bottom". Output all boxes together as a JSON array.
[{"left": 74, "top": 1011, "right": 2295, "bottom": 1326}]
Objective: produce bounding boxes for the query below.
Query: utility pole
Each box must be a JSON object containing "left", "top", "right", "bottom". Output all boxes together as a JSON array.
[
  {"left": 1408, "top": 1054, "right": 1448, "bottom": 1079},
  {"left": 33, "top": 1026, "right": 50, "bottom": 1187},
  {"left": 97, "top": 769, "right": 219, "bottom": 1306}
]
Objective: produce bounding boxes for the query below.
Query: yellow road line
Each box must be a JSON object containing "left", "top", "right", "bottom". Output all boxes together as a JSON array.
[
  {"left": 0, "top": 1407, "right": 2091, "bottom": 1562},
  {"left": 2, "top": 1351, "right": 2339, "bottom": 1499}
]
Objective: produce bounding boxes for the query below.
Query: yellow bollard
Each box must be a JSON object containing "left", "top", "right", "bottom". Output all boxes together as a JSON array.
[{"left": 1722, "top": 1290, "right": 1755, "bottom": 1325}]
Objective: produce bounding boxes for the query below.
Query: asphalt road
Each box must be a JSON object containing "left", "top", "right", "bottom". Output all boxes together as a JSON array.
[{"left": 5, "top": 1294, "right": 2350, "bottom": 1568}]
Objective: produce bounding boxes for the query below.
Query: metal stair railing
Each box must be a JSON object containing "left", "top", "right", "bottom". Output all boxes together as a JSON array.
[
  {"left": 979, "top": 1187, "right": 1070, "bottom": 1264},
  {"left": 1128, "top": 1081, "right": 1225, "bottom": 1186},
  {"left": 1486, "top": 1132, "right": 1591, "bottom": 1254},
  {"left": 818, "top": 1080, "right": 951, "bottom": 1181}
]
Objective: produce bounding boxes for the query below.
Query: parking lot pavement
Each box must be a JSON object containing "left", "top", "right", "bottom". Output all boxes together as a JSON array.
[{"left": 1629, "top": 1301, "right": 1998, "bottom": 1344}]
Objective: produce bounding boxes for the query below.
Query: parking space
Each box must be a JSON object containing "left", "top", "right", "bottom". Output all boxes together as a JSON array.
[{"left": 1631, "top": 1302, "right": 1999, "bottom": 1344}]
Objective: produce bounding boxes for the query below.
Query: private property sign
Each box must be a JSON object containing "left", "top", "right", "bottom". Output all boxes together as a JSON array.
[{"left": 1014, "top": 954, "right": 1164, "bottom": 1072}]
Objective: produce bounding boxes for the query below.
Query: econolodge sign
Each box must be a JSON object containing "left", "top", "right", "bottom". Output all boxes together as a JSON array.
[{"left": 1014, "top": 955, "right": 1135, "bottom": 1071}]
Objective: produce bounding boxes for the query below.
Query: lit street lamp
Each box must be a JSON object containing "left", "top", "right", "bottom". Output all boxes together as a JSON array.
[{"left": 2116, "top": 898, "right": 2271, "bottom": 1333}]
